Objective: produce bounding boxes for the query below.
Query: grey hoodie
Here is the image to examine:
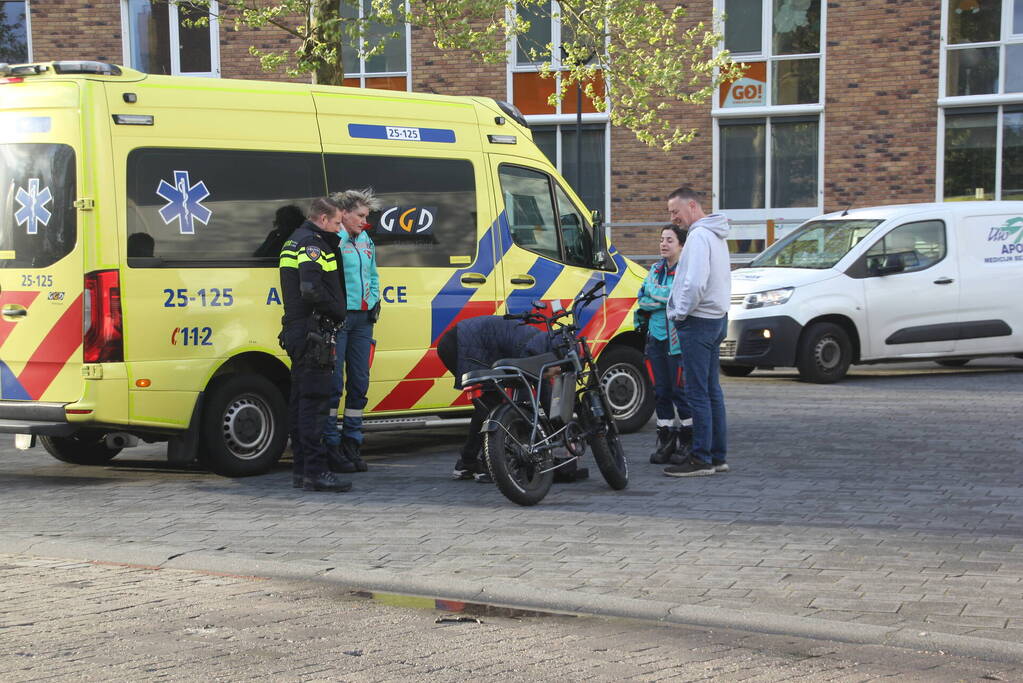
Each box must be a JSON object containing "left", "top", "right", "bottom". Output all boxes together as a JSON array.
[{"left": 666, "top": 213, "right": 732, "bottom": 320}]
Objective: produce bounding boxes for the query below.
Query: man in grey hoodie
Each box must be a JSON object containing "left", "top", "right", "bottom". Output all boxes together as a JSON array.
[{"left": 664, "top": 188, "right": 731, "bottom": 477}]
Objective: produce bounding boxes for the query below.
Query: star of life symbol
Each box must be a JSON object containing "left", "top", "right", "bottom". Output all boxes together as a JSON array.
[
  {"left": 156, "top": 170, "right": 212, "bottom": 235},
  {"left": 14, "top": 178, "right": 53, "bottom": 235}
]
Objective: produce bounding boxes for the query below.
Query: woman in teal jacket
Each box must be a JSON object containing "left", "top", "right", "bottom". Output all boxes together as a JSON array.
[
  {"left": 638, "top": 224, "right": 692, "bottom": 464},
  {"left": 323, "top": 188, "right": 381, "bottom": 472}
]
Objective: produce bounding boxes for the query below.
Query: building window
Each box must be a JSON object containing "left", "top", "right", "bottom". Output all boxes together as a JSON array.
[
  {"left": 121, "top": 0, "right": 219, "bottom": 77},
  {"left": 531, "top": 123, "right": 606, "bottom": 218},
  {"left": 717, "top": 0, "right": 822, "bottom": 109},
  {"left": 719, "top": 116, "right": 819, "bottom": 210},
  {"left": 0, "top": 1, "right": 29, "bottom": 63},
  {"left": 943, "top": 106, "right": 1023, "bottom": 200},
  {"left": 944, "top": 0, "right": 1023, "bottom": 97},
  {"left": 341, "top": 0, "right": 409, "bottom": 91},
  {"left": 941, "top": 0, "right": 1023, "bottom": 200}
]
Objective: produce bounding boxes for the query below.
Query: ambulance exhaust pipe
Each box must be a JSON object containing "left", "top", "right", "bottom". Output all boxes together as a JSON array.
[{"left": 105, "top": 432, "right": 139, "bottom": 449}]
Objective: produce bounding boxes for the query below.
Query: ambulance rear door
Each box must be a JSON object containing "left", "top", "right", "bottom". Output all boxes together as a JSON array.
[{"left": 0, "top": 80, "right": 86, "bottom": 405}]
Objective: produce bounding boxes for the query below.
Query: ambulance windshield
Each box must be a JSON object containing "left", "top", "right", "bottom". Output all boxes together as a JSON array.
[
  {"left": 750, "top": 219, "right": 881, "bottom": 269},
  {"left": 0, "top": 143, "right": 77, "bottom": 269}
]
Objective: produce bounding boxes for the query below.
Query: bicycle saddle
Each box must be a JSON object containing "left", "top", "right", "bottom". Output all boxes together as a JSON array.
[{"left": 491, "top": 352, "right": 562, "bottom": 378}]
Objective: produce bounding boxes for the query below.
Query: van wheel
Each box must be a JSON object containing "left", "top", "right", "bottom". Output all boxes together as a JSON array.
[
  {"left": 720, "top": 364, "right": 755, "bottom": 377},
  {"left": 937, "top": 359, "right": 970, "bottom": 367},
  {"left": 200, "top": 374, "right": 287, "bottom": 477},
  {"left": 597, "top": 345, "right": 654, "bottom": 434},
  {"left": 796, "top": 323, "right": 852, "bottom": 384},
  {"left": 40, "top": 432, "right": 122, "bottom": 466}
]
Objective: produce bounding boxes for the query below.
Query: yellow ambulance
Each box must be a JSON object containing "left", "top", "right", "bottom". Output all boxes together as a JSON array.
[{"left": 0, "top": 60, "right": 652, "bottom": 476}]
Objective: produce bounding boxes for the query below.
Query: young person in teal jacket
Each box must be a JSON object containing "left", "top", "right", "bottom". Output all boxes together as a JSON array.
[
  {"left": 323, "top": 188, "right": 381, "bottom": 472},
  {"left": 637, "top": 224, "right": 693, "bottom": 464}
]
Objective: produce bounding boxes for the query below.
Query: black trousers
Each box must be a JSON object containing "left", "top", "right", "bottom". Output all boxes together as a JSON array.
[{"left": 283, "top": 324, "right": 333, "bottom": 479}]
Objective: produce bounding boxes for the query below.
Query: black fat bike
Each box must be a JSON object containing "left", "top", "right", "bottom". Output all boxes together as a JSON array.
[{"left": 460, "top": 281, "right": 629, "bottom": 506}]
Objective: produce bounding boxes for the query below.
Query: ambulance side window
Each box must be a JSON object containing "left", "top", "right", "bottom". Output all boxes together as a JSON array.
[
  {"left": 126, "top": 148, "right": 324, "bottom": 266},
  {"left": 324, "top": 154, "right": 477, "bottom": 268},
  {"left": 553, "top": 183, "right": 595, "bottom": 268},
  {"left": 498, "top": 165, "right": 562, "bottom": 261}
]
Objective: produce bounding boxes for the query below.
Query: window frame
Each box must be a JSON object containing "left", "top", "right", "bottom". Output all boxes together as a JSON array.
[
  {"left": 712, "top": 0, "right": 826, "bottom": 116},
  {"left": 119, "top": 0, "right": 221, "bottom": 78},
  {"left": 863, "top": 220, "right": 949, "bottom": 276},
  {"left": 0, "top": 0, "right": 32, "bottom": 64},
  {"left": 939, "top": 0, "right": 1023, "bottom": 102},
  {"left": 937, "top": 104, "right": 1023, "bottom": 201},
  {"left": 341, "top": 0, "right": 411, "bottom": 90}
]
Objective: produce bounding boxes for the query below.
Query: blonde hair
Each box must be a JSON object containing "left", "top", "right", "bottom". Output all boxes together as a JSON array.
[{"left": 330, "top": 188, "right": 380, "bottom": 212}]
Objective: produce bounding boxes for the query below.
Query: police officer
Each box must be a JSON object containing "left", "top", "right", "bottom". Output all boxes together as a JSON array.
[{"left": 279, "top": 198, "right": 352, "bottom": 492}]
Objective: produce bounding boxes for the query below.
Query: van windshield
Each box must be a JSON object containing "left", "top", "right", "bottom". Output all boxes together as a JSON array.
[
  {"left": 749, "top": 219, "right": 882, "bottom": 269},
  {"left": 0, "top": 143, "right": 77, "bottom": 269}
]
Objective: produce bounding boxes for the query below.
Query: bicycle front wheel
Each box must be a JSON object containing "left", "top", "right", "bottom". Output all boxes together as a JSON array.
[
  {"left": 483, "top": 403, "right": 554, "bottom": 506},
  {"left": 580, "top": 391, "right": 629, "bottom": 490}
]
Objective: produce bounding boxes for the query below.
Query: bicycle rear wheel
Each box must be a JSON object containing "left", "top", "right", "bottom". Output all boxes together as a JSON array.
[
  {"left": 580, "top": 391, "right": 629, "bottom": 490},
  {"left": 484, "top": 403, "right": 554, "bottom": 506}
]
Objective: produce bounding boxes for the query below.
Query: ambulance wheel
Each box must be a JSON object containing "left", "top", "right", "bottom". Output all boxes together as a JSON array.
[
  {"left": 597, "top": 345, "right": 653, "bottom": 434},
  {"left": 40, "top": 432, "right": 122, "bottom": 466},
  {"left": 796, "top": 322, "right": 852, "bottom": 384},
  {"left": 720, "top": 364, "right": 755, "bottom": 377},
  {"left": 200, "top": 374, "right": 287, "bottom": 477}
]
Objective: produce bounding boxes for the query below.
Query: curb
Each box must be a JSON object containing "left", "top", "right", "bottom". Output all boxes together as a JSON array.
[{"left": 4, "top": 534, "right": 1023, "bottom": 665}]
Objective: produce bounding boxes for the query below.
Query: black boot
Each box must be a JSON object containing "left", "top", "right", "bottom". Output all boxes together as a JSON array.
[
  {"left": 650, "top": 426, "right": 677, "bottom": 464},
  {"left": 327, "top": 443, "right": 357, "bottom": 474},
  {"left": 342, "top": 436, "right": 368, "bottom": 472},
  {"left": 670, "top": 426, "right": 693, "bottom": 465},
  {"left": 303, "top": 472, "right": 353, "bottom": 492}
]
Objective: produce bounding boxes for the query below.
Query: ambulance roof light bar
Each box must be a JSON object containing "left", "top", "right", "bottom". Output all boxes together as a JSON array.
[{"left": 53, "top": 61, "right": 122, "bottom": 76}]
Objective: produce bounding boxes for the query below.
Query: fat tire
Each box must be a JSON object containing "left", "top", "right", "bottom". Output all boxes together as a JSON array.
[
  {"left": 596, "top": 344, "right": 653, "bottom": 434},
  {"left": 200, "top": 374, "right": 288, "bottom": 477},
  {"left": 483, "top": 403, "right": 553, "bottom": 506},
  {"left": 580, "top": 394, "right": 628, "bottom": 490},
  {"left": 40, "top": 432, "right": 121, "bottom": 466},
  {"left": 796, "top": 322, "right": 852, "bottom": 384},
  {"left": 720, "top": 364, "right": 755, "bottom": 377}
]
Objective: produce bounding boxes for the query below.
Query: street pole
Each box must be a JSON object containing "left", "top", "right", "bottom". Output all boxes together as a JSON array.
[{"left": 576, "top": 79, "right": 583, "bottom": 206}]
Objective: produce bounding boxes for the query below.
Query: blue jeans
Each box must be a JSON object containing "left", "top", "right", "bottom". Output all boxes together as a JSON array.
[
  {"left": 675, "top": 315, "right": 727, "bottom": 465},
  {"left": 645, "top": 336, "right": 691, "bottom": 425},
  {"left": 324, "top": 310, "right": 374, "bottom": 446}
]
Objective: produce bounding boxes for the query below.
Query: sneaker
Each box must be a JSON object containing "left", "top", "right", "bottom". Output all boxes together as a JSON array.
[
  {"left": 452, "top": 457, "right": 480, "bottom": 480},
  {"left": 713, "top": 461, "right": 730, "bottom": 473},
  {"left": 663, "top": 458, "right": 715, "bottom": 478},
  {"left": 473, "top": 469, "right": 494, "bottom": 484}
]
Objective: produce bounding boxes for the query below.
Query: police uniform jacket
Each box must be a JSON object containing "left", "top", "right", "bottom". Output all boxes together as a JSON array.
[{"left": 279, "top": 221, "right": 347, "bottom": 330}]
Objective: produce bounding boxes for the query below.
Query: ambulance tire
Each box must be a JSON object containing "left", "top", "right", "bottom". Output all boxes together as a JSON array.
[
  {"left": 597, "top": 345, "right": 653, "bottom": 434},
  {"left": 40, "top": 432, "right": 122, "bottom": 466},
  {"left": 200, "top": 374, "right": 288, "bottom": 477}
]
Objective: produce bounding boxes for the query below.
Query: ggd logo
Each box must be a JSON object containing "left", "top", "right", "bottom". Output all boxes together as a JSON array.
[{"left": 379, "top": 206, "right": 435, "bottom": 235}]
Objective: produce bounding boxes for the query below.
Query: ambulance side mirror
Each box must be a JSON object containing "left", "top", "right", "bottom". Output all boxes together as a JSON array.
[{"left": 591, "top": 210, "right": 609, "bottom": 268}]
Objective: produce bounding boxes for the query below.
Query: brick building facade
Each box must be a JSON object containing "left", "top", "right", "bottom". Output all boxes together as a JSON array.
[{"left": 4, "top": 0, "right": 1022, "bottom": 259}]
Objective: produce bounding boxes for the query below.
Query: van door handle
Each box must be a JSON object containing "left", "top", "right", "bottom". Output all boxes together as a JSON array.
[
  {"left": 1, "top": 306, "right": 27, "bottom": 318},
  {"left": 460, "top": 274, "right": 486, "bottom": 285},
  {"left": 933, "top": 277, "right": 955, "bottom": 285},
  {"left": 510, "top": 276, "right": 535, "bottom": 286}
]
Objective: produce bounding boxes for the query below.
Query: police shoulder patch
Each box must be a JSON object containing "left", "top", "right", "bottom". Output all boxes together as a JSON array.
[{"left": 306, "top": 246, "right": 321, "bottom": 260}]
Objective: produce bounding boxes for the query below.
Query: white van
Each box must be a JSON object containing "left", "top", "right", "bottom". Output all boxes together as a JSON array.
[{"left": 720, "top": 202, "right": 1023, "bottom": 382}]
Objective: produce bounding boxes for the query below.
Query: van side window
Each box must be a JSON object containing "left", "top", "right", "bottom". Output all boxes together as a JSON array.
[
  {"left": 498, "top": 165, "right": 562, "bottom": 261},
  {"left": 324, "top": 155, "right": 476, "bottom": 268},
  {"left": 864, "top": 220, "right": 947, "bottom": 274},
  {"left": 126, "top": 148, "right": 325, "bottom": 266}
]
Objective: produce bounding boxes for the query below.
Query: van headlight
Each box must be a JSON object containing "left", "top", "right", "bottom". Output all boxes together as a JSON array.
[{"left": 744, "top": 287, "right": 794, "bottom": 309}]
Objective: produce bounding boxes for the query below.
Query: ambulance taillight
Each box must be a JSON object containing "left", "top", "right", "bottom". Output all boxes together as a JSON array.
[{"left": 83, "top": 270, "right": 124, "bottom": 363}]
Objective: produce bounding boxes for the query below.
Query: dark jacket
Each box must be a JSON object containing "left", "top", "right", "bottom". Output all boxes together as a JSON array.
[
  {"left": 445, "top": 316, "right": 552, "bottom": 388},
  {"left": 279, "top": 221, "right": 347, "bottom": 330}
]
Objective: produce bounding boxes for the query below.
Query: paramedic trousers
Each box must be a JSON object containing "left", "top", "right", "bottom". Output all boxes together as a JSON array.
[
  {"left": 645, "top": 336, "right": 692, "bottom": 425},
  {"left": 324, "top": 310, "right": 373, "bottom": 448},
  {"left": 283, "top": 324, "right": 332, "bottom": 480}
]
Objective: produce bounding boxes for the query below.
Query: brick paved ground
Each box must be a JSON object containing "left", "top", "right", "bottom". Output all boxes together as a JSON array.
[
  {"left": 0, "top": 359, "right": 1021, "bottom": 657},
  {"left": 2, "top": 554, "right": 1020, "bottom": 681}
]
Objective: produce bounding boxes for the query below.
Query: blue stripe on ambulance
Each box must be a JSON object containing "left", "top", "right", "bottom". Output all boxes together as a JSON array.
[
  {"left": 0, "top": 361, "right": 31, "bottom": 400},
  {"left": 505, "top": 258, "right": 566, "bottom": 315}
]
